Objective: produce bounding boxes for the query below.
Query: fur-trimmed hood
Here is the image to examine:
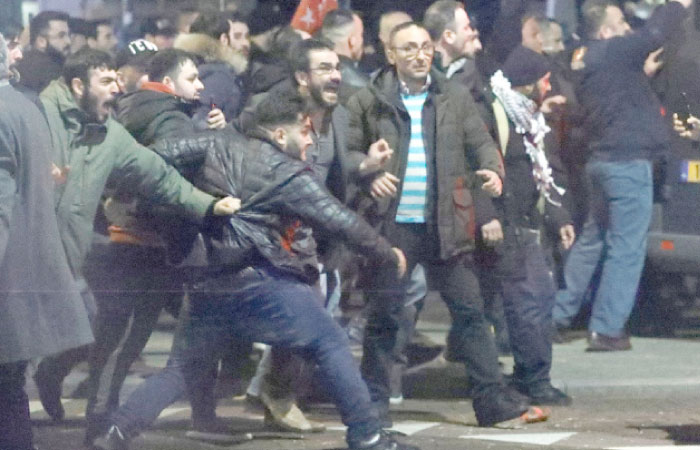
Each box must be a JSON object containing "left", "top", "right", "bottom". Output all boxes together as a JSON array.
[{"left": 174, "top": 33, "right": 248, "bottom": 75}]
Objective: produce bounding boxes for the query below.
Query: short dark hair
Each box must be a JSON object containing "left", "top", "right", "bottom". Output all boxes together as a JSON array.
[
  {"left": 68, "top": 18, "right": 91, "bottom": 38},
  {"left": 253, "top": 87, "right": 307, "bottom": 129},
  {"left": 581, "top": 0, "right": 616, "bottom": 38},
  {"left": 388, "top": 21, "right": 427, "bottom": 47},
  {"left": 423, "top": 0, "right": 462, "bottom": 42},
  {"left": 190, "top": 10, "right": 231, "bottom": 39},
  {"left": 287, "top": 38, "right": 334, "bottom": 75},
  {"left": 140, "top": 17, "right": 178, "bottom": 38},
  {"left": 269, "top": 26, "right": 305, "bottom": 60},
  {"left": 87, "top": 20, "right": 112, "bottom": 40},
  {"left": 319, "top": 9, "right": 355, "bottom": 44},
  {"left": 147, "top": 48, "right": 193, "bottom": 82},
  {"left": 30, "top": 10, "right": 70, "bottom": 45},
  {"left": 62, "top": 47, "right": 115, "bottom": 85}
]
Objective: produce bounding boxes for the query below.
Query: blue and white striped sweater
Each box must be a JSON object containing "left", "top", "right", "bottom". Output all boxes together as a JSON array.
[{"left": 396, "top": 91, "right": 428, "bottom": 224}]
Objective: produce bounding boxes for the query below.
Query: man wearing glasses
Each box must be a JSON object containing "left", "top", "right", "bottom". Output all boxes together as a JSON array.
[
  {"left": 16, "top": 11, "right": 71, "bottom": 95},
  {"left": 346, "top": 22, "right": 544, "bottom": 427}
]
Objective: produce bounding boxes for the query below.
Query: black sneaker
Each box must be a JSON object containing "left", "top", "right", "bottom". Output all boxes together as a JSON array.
[
  {"left": 349, "top": 431, "right": 420, "bottom": 450},
  {"left": 519, "top": 383, "right": 572, "bottom": 406},
  {"left": 473, "top": 389, "right": 529, "bottom": 427},
  {"left": 93, "top": 425, "right": 129, "bottom": 450}
]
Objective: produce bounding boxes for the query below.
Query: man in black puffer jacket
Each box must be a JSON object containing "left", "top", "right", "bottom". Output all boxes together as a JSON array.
[{"left": 96, "top": 89, "right": 416, "bottom": 450}]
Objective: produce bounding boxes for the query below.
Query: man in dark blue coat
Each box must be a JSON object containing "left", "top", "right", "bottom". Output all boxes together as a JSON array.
[{"left": 553, "top": 0, "right": 692, "bottom": 351}]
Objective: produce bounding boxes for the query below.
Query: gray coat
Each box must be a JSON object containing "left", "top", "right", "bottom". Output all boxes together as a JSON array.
[{"left": 0, "top": 83, "right": 92, "bottom": 364}]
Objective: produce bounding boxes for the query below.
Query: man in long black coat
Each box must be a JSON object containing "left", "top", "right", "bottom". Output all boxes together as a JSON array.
[{"left": 0, "top": 32, "right": 93, "bottom": 450}]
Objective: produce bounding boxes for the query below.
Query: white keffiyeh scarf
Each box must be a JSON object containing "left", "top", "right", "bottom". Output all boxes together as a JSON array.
[{"left": 490, "top": 70, "right": 565, "bottom": 206}]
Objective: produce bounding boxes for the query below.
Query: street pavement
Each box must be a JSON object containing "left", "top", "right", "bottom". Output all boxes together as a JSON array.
[{"left": 28, "top": 296, "right": 700, "bottom": 450}]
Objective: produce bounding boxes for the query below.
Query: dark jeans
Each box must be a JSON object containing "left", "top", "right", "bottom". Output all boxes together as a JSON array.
[
  {"left": 183, "top": 266, "right": 380, "bottom": 445},
  {"left": 109, "top": 297, "right": 233, "bottom": 438},
  {"left": 362, "top": 224, "right": 503, "bottom": 412},
  {"left": 500, "top": 231, "right": 555, "bottom": 387},
  {"left": 82, "top": 243, "right": 182, "bottom": 434},
  {"left": 0, "top": 361, "right": 32, "bottom": 450}
]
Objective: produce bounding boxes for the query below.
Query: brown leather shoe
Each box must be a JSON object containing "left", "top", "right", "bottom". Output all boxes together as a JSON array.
[{"left": 586, "top": 331, "right": 632, "bottom": 352}]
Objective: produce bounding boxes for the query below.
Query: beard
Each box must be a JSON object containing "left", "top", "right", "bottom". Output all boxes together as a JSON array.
[
  {"left": 46, "top": 44, "right": 67, "bottom": 64},
  {"left": 308, "top": 82, "right": 339, "bottom": 110},
  {"left": 80, "top": 90, "right": 113, "bottom": 123}
]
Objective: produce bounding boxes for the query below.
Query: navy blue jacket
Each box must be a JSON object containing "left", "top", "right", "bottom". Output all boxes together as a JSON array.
[{"left": 577, "top": 2, "right": 687, "bottom": 161}]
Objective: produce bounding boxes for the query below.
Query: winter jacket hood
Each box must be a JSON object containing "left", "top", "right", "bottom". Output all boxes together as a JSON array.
[{"left": 116, "top": 84, "right": 196, "bottom": 146}]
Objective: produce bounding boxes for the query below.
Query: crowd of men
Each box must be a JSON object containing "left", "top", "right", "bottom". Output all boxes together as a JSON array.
[{"left": 0, "top": 0, "right": 697, "bottom": 449}]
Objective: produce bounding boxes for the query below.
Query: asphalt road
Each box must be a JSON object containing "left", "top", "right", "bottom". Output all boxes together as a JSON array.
[{"left": 28, "top": 295, "right": 700, "bottom": 450}]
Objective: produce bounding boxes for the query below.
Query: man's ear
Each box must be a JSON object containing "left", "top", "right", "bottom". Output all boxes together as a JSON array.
[
  {"left": 386, "top": 48, "right": 396, "bottom": 65},
  {"left": 442, "top": 29, "right": 455, "bottom": 46},
  {"left": 273, "top": 127, "right": 287, "bottom": 148},
  {"left": 162, "top": 75, "right": 175, "bottom": 91},
  {"left": 294, "top": 70, "right": 310, "bottom": 88},
  {"left": 71, "top": 77, "right": 85, "bottom": 100},
  {"left": 87, "top": 37, "right": 97, "bottom": 49},
  {"left": 348, "top": 35, "right": 359, "bottom": 54},
  {"left": 219, "top": 32, "right": 229, "bottom": 46},
  {"left": 35, "top": 35, "right": 47, "bottom": 52}
]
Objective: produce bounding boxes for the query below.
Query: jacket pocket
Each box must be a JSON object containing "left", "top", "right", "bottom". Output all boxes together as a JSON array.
[{"left": 452, "top": 177, "right": 476, "bottom": 242}]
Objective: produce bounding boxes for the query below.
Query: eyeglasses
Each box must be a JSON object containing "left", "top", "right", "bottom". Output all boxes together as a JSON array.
[
  {"left": 392, "top": 43, "right": 435, "bottom": 60},
  {"left": 309, "top": 64, "right": 341, "bottom": 76}
]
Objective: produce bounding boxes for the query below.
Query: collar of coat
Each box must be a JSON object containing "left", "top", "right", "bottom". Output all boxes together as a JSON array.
[
  {"left": 368, "top": 66, "right": 447, "bottom": 110},
  {"left": 140, "top": 81, "right": 176, "bottom": 95}
]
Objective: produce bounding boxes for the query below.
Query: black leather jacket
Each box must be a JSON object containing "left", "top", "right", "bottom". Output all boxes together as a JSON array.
[{"left": 152, "top": 131, "right": 398, "bottom": 284}]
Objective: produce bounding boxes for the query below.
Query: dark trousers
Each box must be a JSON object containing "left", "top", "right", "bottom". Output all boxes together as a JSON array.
[
  {"left": 182, "top": 266, "right": 380, "bottom": 446},
  {"left": 500, "top": 231, "right": 555, "bottom": 387},
  {"left": 361, "top": 224, "right": 503, "bottom": 412},
  {"left": 109, "top": 296, "right": 235, "bottom": 438},
  {"left": 0, "top": 361, "right": 32, "bottom": 450},
  {"left": 82, "top": 243, "right": 182, "bottom": 436}
]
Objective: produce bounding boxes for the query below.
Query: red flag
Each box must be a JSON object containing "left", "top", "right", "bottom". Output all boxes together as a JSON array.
[{"left": 291, "top": 0, "right": 338, "bottom": 35}]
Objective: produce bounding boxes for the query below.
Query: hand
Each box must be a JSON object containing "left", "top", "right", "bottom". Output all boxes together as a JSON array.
[
  {"left": 481, "top": 219, "right": 504, "bottom": 246},
  {"left": 51, "top": 163, "right": 70, "bottom": 185},
  {"left": 370, "top": 172, "right": 399, "bottom": 199},
  {"left": 359, "top": 139, "right": 393, "bottom": 174},
  {"left": 207, "top": 108, "right": 227, "bottom": 130},
  {"left": 213, "top": 196, "right": 241, "bottom": 215},
  {"left": 644, "top": 48, "right": 664, "bottom": 77},
  {"left": 475, "top": 169, "right": 503, "bottom": 197},
  {"left": 541, "top": 95, "right": 567, "bottom": 114},
  {"left": 392, "top": 247, "right": 407, "bottom": 278},
  {"left": 559, "top": 224, "right": 576, "bottom": 250},
  {"left": 673, "top": 113, "right": 700, "bottom": 141}
]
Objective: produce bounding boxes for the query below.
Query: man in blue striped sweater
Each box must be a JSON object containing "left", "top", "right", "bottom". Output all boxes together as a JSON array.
[{"left": 347, "top": 22, "right": 545, "bottom": 427}]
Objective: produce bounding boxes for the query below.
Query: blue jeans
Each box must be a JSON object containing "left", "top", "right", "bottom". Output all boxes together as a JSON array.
[
  {"left": 109, "top": 297, "right": 229, "bottom": 438},
  {"left": 553, "top": 159, "right": 653, "bottom": 337},
  {"left": 183, "top": 266, "right": 380, "bottom": 446}
]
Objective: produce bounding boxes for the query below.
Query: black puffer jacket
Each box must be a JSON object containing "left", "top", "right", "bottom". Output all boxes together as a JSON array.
[
  {"left": 152, "top": 131, "right": 398, "bottom": 284},
  {"left": 116, "top": 86, "right": 196, "bottom": 147}
]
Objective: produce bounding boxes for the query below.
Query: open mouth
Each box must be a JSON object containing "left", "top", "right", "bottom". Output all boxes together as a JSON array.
[{"left": 324, "top": 84, "right": 340, "bottom": 94}]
